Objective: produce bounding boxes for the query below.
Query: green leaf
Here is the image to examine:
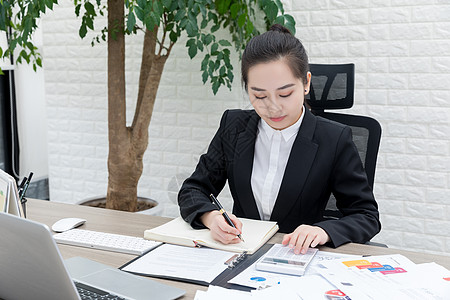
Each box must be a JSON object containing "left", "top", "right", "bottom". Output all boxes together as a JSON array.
[
  {"left": 216, "top": 0, "right": 231, "bottom": 15},
  {"left": 218, "top": 39, "right": 231, "bottom": 47},
  {"left": 212, "top": 78, "right": 220, "bottom": 95},
  {"left": 174, "top": 9, "right": 185, "bottom": 21},
  {"left": 201, "top": 54, "right": 209, "bottom": 70},
  {"left": 274, "top": 0, "right": 284, "bottom": 14},
  {"left": 162, "top": 0, "right": 172, "bottom": 7},
  {"left": 186, "top": 38, "right": 196, "bottom": 47},
  {"left": 84, "top": 2, "right": 96, "bottom": 16},
  {"left": 230, "top": 3, "right": 240, "bottom": 19},
  {"left": 150, "top": 11, "right": 160, "bottom": 27},
  {"left": 202, "top": 70, "right": 208, "bottom": 83},
  {"left": 211, "top": 23, "right": 220, "bottom": 32},
  {"left": 237, "top": 13, "right": 246, "bottom": 28},
  {"left": 186, "top": 21, "right": 196, "bottom": 37},
  {"left": 45, "top": 0, "right": 54, "bottom": 10},
  {"left": 169, "top": 30, "right": 178, "bottom": 42},
  {"left": 219, "top": 65, "right": 226, "bottom": 76},
  {"left": 284, "top": 14, "right": 296, "bottom": 35},
  {"left": 275, "top": 15, "right": 284, "bottom": 26},
  {"left": 211, "top": 42, "right": 218, "bottom": 55},
  {"left": 85, "top": 16, "right": 94, "bottom": 30},
  {"left": 200, "top": 19, "right": 208, "bottom": 29},
  {"left": 245, "top": 20, "right": 254, "bottom": 34},
  {"left": 197, "top": 39, "right": 204, "bottom": 51},
  {"left": 79, "top": 23, "right": 87, "bottom": 38},
  {"left": 203, "top": 34, "right": 213, "bottom": 45},
  {"left": 227, "top": 71, "right": 234, "bottom": 82},
  {"left": 128, "top": 13, "right": 136, "bottom": 32},
  {"left": 188, "top": 45, "right": 197, "bottom": 58},
  {"left": 263, "top": 1, "right": 278, "bottom": 22},
  {"left": 166, "top": 22, "right": 174, "bottom": 31},
  {"left": 153, "top": 0, "right": 164, "bottom": 17},
  {"left": 135, "top": 7, "right": 144, "bottom": 21},
  {"left": 208, "top": 60, "right": 214, "bottom": 75}
]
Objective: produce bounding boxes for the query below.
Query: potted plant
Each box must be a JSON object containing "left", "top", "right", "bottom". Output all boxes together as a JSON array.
[{"left": 0, "top": 0, "right": 295, "bottom": 212}]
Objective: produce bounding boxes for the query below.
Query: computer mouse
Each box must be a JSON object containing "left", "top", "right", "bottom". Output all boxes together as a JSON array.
[{"left": 51, "top": 217, "right": 87, "bottom": 232}]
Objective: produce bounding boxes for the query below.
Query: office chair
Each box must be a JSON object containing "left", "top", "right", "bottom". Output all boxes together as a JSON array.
[{"left": 306, "top": 63, "right": 385, "bottom": 247}]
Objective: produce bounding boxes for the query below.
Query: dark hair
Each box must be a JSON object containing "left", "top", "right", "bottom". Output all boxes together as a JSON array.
[{"left": 241, "top": 24, "right": 309, "bottom": 91}]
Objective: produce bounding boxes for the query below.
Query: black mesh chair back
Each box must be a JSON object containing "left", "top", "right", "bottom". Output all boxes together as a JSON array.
[{"left": 306, "top": 63, "right": 382, "bottom": 219}]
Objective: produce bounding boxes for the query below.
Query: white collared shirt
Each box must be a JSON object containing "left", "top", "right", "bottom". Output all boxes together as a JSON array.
[{"left": 251, "top": 109, "right": 305, "bottom": 220}]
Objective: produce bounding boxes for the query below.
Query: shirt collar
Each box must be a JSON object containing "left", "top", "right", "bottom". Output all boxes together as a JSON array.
[{"left": 259, "top": 106, "right": 306, "bottom": 142}]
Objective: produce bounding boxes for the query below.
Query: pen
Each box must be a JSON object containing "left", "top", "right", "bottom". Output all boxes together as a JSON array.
[
  {"left": 209, "top": 194, "right": 245, "bottom": 242},
  {"left": 18, "top": 177, "right": 27, "bottom": 196},
  {"left": 20, "top": 172, "right": 33, "bottom": 201}
]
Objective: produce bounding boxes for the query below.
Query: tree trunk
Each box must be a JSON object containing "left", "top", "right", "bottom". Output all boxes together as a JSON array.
[{"left": 106, "top": 1, "right": 168, "bottom": 211}]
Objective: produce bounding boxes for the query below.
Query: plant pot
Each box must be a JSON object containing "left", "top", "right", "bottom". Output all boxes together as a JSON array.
[{"left": 77, "top": 196, "right": 163, "bottom": 216}]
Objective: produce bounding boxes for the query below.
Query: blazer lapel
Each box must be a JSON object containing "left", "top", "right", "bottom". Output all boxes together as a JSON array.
[
  {"left": 232, "top": 111, "right": 261, "bottom": 219},
  {"left": 271, "top": 109, "right": 319, "bottom": 222}
]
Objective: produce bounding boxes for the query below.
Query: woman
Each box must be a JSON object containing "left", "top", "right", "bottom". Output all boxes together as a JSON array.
[{"left": 178, "top": 24, "right": 380, "bottom": 255}]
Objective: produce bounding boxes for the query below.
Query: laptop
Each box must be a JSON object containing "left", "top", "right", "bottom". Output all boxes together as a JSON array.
[{"left": 0, "top": 212, "right": 185, "bottom": 300}]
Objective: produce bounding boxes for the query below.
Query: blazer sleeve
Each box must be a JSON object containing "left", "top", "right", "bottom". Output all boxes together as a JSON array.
[
  {"left": 178, "top": 111, "right": 231, "bottom": 229},
  {"left": 314, "top": 126, "right": 381, "bottom": 247}
]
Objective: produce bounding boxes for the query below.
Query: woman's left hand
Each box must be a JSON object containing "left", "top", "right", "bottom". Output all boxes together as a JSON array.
[{"left": 281, "top": 224, "right": 330, "bottom": 254}]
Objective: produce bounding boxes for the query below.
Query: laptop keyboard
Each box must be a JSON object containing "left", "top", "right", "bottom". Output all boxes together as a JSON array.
[
  {"left": 54, "top": 229, "right": 162, "bottom": 255},
  {"left": 75, "top": 282, "right": 126, "bottom": 300}
]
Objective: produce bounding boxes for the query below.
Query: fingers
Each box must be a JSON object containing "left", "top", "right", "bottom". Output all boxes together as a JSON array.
[
  {"left": 229, "top": 214, "right": 243, "bottom": 233},
  {"left": 285, "top": 225, "right": 330, "bottom": 255},
  {"left": 206, "top": 212, "right": 243, "bottom": 244},
  {"left": 281, "top": 233, "right": 292, "bottom": 246}
]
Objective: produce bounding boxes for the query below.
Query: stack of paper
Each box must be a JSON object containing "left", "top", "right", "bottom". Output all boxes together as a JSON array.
[
  {"left": 317, "top": 254, "right": 450, "bottom": 300},
  {"left": 227, "top": 250, "right": 450, "bottom": 300}
]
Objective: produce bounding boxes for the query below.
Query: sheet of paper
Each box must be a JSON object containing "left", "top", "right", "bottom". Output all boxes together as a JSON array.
[
  {"left": 122, "top": 244, "right": 233, "bottom": 283},
  {"left": 203, "top": 286, "right": 253, "bottom": 299},
  {"left": 251, "top": 284, "right": 301, "bottom": 299},
  {"left": 277, "top": 275, "right": 350, "bottom": 300},
  {"left": 228, "top": 249, "right": 358, "bottom": 289}
]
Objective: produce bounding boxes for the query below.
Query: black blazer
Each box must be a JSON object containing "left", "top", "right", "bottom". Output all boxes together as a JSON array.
[{"left": 178, "top": 108, "right": 381, "bottom": 247}]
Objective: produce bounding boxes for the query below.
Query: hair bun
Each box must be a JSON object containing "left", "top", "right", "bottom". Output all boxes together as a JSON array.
[{"left": 269, "top": 24, "right": 292, "bottom": 34}]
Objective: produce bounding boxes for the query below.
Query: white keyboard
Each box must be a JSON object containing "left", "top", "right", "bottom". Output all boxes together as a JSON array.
[{"left": 53, "top": 229, "right": 162, "bottom": 255}]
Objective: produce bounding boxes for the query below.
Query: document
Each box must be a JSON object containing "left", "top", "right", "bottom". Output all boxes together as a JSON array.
[
  {"left": 122, "top": 244, "right": 236, "bottom": 284},
  {"left": 318, "top": 254, "right": 450, "bottom": 300},
  {"left": 229, "top": 249, "right": 357, "bottom": 289},
  {"left": 144, "top": 217, "right": 279, "bottom": 254}
]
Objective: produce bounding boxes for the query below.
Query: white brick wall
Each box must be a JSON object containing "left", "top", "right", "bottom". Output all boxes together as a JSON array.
[{"left": 42, "top": 1, "right": 450, "bottom": 256}]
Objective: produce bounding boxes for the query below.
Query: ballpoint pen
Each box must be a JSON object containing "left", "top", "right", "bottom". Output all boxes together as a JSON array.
[
  {"left": 209, "top": 194, "right": 245, "bottom": 242},
  {"left": 20, "top": 172, "right": 33, "bottom": 202}
]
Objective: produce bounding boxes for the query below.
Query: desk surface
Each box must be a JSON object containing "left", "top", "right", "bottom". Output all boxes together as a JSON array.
[{"left": 27, "top": 199, "right": 450, "bottom": 299}]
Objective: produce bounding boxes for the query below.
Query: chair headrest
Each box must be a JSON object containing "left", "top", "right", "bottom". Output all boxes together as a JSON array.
[{"left": 306, "top": 63, "right": 355, "bottom": 112}]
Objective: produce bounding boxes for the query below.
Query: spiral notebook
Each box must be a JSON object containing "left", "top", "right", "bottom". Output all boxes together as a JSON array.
[{"left": 121, "top": 243, "right": 273, "bottom": 290}]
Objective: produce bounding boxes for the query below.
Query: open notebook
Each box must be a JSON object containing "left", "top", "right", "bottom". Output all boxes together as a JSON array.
[{"left": 144, "top": 217, "right": 278, "bottom": 254}]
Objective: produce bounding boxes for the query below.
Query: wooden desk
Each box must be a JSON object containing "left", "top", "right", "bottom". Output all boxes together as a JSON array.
[{"left": 27, "top": 199, "right": 450, "bottom": 299}]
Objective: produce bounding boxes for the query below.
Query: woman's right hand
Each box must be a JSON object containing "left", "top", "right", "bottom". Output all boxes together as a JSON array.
[{"left": 200, "top": 211, "right": 243, "bottom": 244}]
